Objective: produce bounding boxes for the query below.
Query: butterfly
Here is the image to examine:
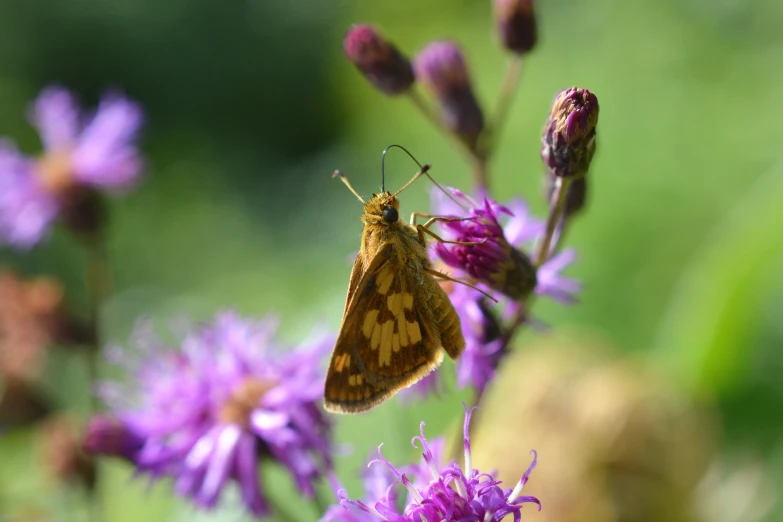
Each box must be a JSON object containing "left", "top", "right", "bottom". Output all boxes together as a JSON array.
[{"left": 324, "top": 150, "right": 479, "bottom": 414}]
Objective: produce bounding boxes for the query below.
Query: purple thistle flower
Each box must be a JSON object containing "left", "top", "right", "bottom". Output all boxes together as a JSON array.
[
  {"left": 401, "top": 188, "right": 580, "bottom": 396},
  {"left": 432, "top": 187, "right": 580, "bottom": 304},
  {"left": 0, "top": 86, "right": 144, "bottom": 248},
  {"left": 93, "top": 311, "right": 334, "bottom": 517},
  {"left": 326, "top": 405, "right": 540, "bottom": 521},
  {"left": 434, "top": 189, "right": 537, "bottom": 301}
]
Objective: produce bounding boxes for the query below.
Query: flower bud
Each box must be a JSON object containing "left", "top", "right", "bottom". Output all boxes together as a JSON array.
[
  {"left": 494, "top": 0, "right": 537, "bottom": 54},
  {"left": 541, "top": 88, "right": 599, "bottom": 178},
  {"left": 414, "top": 42, "right": 485, "bottom": 147},
  {"left": 83, "top": 415, "right": 143, "bottom": 462},
  {"left": 343, "top": 24, "right": 414, "bottom": 95}
]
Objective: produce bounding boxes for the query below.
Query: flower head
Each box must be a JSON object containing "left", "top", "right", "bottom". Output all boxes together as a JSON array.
[
  {"left": 0, "top": 87, "right": 144, "bottom": 248},
  {"left": 414, "top": 42, "right": 485, "bottom": 147},
  {"left": 402, "top": 188, "right": 580, "bottom": 396},
  {"left": 434, "top": 189, "right": 537, "bottom": 301},
  {"left": 94, "top": 311, "right": 334, "bottom": 517},
  {"left": 541, "top": 88, "right": 599, "bottom": 179},
  {"left": 344, "top": 24, "right": 415, "bottom": 96},
  {"left": 327, "top": 405, "right": 540, "bottom": 521},
  {"left": 494, "top": 0, "right": 538, "bottom": 54}
]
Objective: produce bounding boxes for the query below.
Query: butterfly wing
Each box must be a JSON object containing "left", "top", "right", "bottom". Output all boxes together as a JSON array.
[{"left": 324, "top": 243, "right": 457, "bottom": 413}]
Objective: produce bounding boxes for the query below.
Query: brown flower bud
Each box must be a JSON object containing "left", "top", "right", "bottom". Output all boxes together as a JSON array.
[
  {"left": 343, "top": 24, "right": 414, "bottom": 95},
  {"left": 0, "top": 270, "right": 92, "bottom": 382},
  {"left": 541, "top": 88, "right": 599, "bottom": 178},
  {"left": 494, "top": 0, "right": 537, "bottom": 54},
  {"left": 38, "top": 415, "right": 96, "bottom": 490},
  {"left": 414, "top": 41, "right": 485, "bottom": 148}
]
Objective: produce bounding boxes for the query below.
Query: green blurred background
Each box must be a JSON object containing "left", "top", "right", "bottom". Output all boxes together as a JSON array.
[{"left": 0, "top": 0, "right": 782, "bottom": 520}]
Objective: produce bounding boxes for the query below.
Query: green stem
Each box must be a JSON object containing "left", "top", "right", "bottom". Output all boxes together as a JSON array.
[
  {"left": 83, "top": 235, "right": 110, "bottom": 522},
  {"left": 534, "top": 176, "right": 572, "bottom": 267},
  {"left": 407, "top": 90, "right": 489, "bottom": 191},
  {"left": 483, "top": 55, "right": 524, "bottom": 158}
]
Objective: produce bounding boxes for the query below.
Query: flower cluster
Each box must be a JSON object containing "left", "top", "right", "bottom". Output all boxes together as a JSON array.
[
  {"left": 0, "top": 87, "right": 143, "bottom": 248},
  {"left": 324, "top": 406, "right": 540, "bottom": 521},
  {"left": 86, "top": 311, "right": 334, "bottom": 517},
  {"left": 343, "top": 6, "right": 597, "bottom": 401}
]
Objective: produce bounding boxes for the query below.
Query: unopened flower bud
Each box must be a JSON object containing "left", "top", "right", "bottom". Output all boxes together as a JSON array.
[
  {"left": 541, "top": 88, "right": 599, "bottom": 178},
  {"left": 343, "top": 24, "right": 414, "bottom": 95},
  {"left": 83, "top": 415, "right": 143, "bottom": 462},
  {"left": 414, "top": 42, "right": 485, "bottom": 147},
  {"left": 494, "top": 0, "right": 537, "bottom": 54}
]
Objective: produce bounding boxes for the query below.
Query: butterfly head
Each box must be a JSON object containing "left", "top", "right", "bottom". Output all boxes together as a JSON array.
[{"left": 364, "top": 192, "right": 400, "bottom": 225}]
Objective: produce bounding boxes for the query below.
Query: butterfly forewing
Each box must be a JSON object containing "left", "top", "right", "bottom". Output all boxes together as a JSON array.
[{"left": 324, "top": 243, "right": 449, "bottom": 413}]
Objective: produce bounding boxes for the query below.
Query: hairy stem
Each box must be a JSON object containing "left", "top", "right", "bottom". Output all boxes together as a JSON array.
[
  {"left": 534, "top": 176, "right": 572, "bottom": 266},
  {"left": 483, "top": 56, "right": 524, "bottom": 158},
  {"left": 407, "top": 90, "right": 489, "bottom": 191},
  {"left": 83, "top": 235, "right": 110, "bottom": 522}
]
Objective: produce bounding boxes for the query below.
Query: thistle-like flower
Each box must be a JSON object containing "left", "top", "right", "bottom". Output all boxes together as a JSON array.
[
  {"left": 344, "top": 24, "right": 415, "bottom": 96},
  {"left": 91, "top": 311, "right": 334, "bottom": 517},
  {"left": 414, "top": 42, "right": 485, "bottom": 148},
  {"left": 494, "top": 0, "right": 538, "bottom": 54},
  {"left": 432, "top": 187, "right": 580, "bottom": 305},
  {"left": 401, "top": 188, "right": 580, "bottom": 396},
  {"left": 434, "top": 189, "right": 538, "bottom": 301},
  {"left": 326, "top": 405, "right": 540, "bottom": 521},
  {"left": 540, "top": 88, "right": 599, "bottom": 179},
  {"left": 0, "top": 86, "right": 144, "bottom": 248}
]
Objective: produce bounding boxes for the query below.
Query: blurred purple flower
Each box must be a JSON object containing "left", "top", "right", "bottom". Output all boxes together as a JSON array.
[
  {"left": 0, "top": 86, "right": 143, "bottom": 248},
  {"left": 94, "top": 311, "right": 334, "bottom": 517},
  {"left": 321, "top": 453, "right": 401, "bottom": 522},
  {"left": 327, "top": 405, "right": 540, "bottom": 521}
]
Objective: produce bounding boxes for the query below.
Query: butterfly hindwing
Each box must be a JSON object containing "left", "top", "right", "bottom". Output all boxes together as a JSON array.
[{"left": 324, "top": 243, "right": 446, "bottom": 413}]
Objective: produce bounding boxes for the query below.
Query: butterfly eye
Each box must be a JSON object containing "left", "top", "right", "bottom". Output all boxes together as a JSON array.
[{"left": 382, "top": 206, "right": 399, "bottom": 223}]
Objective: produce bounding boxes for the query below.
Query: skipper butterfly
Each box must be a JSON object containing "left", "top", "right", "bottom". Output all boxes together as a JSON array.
[{"left": 324, "top": 147, "right": 477, "bottom": 414}]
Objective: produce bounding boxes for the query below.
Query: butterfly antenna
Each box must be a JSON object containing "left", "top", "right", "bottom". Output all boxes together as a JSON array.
[
  {"left": 382, "top": 144, "right": 469, "bottom": 211},
  {"left": 382, "top": 144, "right": 425, "bottom": 193},
  {"left": 332, "top": 170, "right": 366, "bottom": 204}
]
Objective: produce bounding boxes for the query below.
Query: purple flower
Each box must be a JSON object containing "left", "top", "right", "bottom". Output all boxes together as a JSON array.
[
  {"left": 434, "top": 189, "right": 537, "bottom": 301},
  {"left": 327, "top": 405, "right": 540, "bottom": 521},
  {"left": 432, "top": 187, "right": 580, "bottom": 304},
  {"left": 94, "top": 311, "right": 334, "bottom": 517},
  {"left": 404, "top": 188, "right": 580, "bottom": 395},
  {"left": 0, "top": 86, "right": 144, "bottom": 248}
]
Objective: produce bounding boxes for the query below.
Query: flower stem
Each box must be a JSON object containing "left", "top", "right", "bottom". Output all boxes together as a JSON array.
[
  {"left": 83, "top": 235, "right": 110, "bottom": 522},
  {"left": 407, "top": 90, "right": 489, "bottom": 191},
  {"left": 534, "top": 176, "right": 572, "bottom": 266},
  {"left": 484, "top": 55, "right": 524, "bottom": 157}
]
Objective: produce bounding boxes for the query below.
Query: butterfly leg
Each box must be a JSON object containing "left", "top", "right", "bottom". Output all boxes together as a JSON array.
[
  {"left": 417, "top": 224, "right": 486, "bottom": 246},
  {"left": 426, "top": 269, "right": 498, "bottom": 302},
  {"left": 410, "top": 212, "right": 472, "bottom": 228}
]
